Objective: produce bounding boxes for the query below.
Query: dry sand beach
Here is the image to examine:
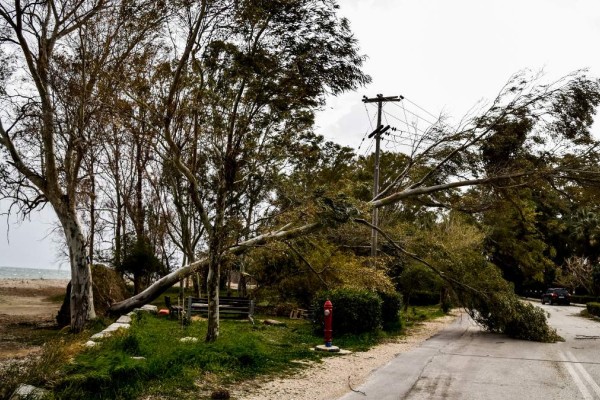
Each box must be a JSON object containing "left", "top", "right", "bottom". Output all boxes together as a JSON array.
[{"left": 0, "top": 278, "right": 67, "bottom": 360}]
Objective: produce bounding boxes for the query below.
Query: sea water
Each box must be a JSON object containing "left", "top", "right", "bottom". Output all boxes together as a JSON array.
[{"left": 0, "top": 266, "right": 70, "bottom": 280}]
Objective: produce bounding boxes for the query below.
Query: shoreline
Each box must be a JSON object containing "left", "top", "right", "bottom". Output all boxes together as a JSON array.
[{"left": 0, "top": 278, "right": 69, "bottom": 290}]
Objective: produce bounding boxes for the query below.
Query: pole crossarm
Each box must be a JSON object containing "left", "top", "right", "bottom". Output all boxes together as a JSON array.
[{"left": 362, "top": 95, "right": 403, "bottom": 103}]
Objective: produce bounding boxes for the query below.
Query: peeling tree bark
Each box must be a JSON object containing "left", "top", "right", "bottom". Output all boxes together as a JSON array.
[{"left": 56, "top": 207, "right": 96, "bottom": 329}]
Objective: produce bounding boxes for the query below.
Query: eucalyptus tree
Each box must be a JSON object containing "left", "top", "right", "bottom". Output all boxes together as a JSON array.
[
  {"left": 107, "top": 0, "right": 370, "bottom": 342},
  {"left": 0, "top": 0, "right": 164, "bottom": 331}
]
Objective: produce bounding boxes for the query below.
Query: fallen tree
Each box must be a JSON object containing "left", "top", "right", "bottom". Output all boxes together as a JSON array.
[
  {"left": 109, "top": 223, "right": 320, "bottom": 313},
  {"left": 110, "top": 70, "right": 600, "bottom": 342}
]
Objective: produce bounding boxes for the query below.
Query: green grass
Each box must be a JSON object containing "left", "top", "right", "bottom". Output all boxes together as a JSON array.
[
  {"left": 404, "top": 305, "right": 447, "bottom": 328},
  {"left": 3, "top": 304, "right": 448, "bottom": 400},
  {"left": 54, "top": 314, "right": 323, "bottom": 399}
]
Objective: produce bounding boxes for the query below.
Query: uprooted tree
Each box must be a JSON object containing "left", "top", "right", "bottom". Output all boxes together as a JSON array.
[{"left": 110, "top": 70, "right": 600, "bottom": 342}]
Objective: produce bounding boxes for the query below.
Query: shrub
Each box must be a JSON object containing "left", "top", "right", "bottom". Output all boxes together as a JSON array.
[
  {"left": 406, "top": 290, "right": 439, "bottom": 306},
  {"left": 572, "top": 295, "right": 600, "bottom": 304},
  {"left": 312, "top": 288, "right": 382, "bottom": 334},
  {"left": 377, "top": 290, "right": 402, "bottom": 330},
  {"left": 586, "top": 302, "right": 600, "bottom": 317}
]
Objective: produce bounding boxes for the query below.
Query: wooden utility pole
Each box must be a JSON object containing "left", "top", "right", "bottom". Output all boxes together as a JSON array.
[{"left": 362, "top": 94, "right": 402, "bottom": 257}]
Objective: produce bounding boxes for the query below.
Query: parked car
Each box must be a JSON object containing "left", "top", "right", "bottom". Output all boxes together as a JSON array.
[{"left": 541, "top": 288, "right": 571, "bottom": 305}]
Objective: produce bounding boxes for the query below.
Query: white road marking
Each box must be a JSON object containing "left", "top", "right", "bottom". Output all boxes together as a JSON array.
[
  {"left": 560, "top": 351, "right": 594, "bottom": 400},
  {"left": 566, "top": 351, "right": 600, "bottom": 397}
]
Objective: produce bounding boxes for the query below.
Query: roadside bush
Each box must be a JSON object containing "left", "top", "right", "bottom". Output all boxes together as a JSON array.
[
  {"left": 586, "top": 302, "right": 600, "bottom": 317},
  {"left": 312, "top": 288, "right": 382, "bottom": 334},
  {"left": 408, "top": 291, "right": 440, "bottom": 306},
  {"left": 377, "top": 290, "right": 402, "bottom": 330},
  {"left": 572, "top": 295, "right": 600, "bottom": 304}
]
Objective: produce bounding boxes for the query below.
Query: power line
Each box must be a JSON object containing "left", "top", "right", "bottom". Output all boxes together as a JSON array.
[
  {"left": 389, "top": 100, "right": 437, "bottom": 126},
  {"left": 357, "top": 104, "right": 378, "bottom": 152},
  {"left": 403, "top": 97, "right": 440, "bottom": 120},
  {"left": 382, "top": 110, "right": 430, "bottom": 135}
]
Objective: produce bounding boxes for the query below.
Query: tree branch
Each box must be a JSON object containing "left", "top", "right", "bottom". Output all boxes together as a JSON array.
[{"left": 353, "top": 218, "right": 485, "bottom": 296}]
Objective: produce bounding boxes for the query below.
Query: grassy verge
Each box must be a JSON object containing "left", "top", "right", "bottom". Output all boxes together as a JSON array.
[
  {"left": 55, "top": 314, "right": 325, "bottom": 399},
  {"left": 403, "top": 305, "right": 447, "bottom": 328},
  {"left": 1, "top": 305, "right": 449, "bottom": 400}
]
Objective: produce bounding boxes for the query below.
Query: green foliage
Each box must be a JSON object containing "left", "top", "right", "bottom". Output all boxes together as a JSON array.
[
  {"left": 463, "top": 290, "right": 562, "bottom": 342},
  {"left": 312, "top": 288, "right": 382, "bottom": 335},
  {"left": 316, "top": 192, "right": 359, "bottom": 226},
  {"left": 407, "top": 291, "right": 440, "bottom": 306},
  {"left": 586, "top": 302, "right": 600, "bottom": 317},
  {"left": 248, "top": 238, "right": 395, "bottom": 307},
  {"left": 248, "top": 242, "right": 325, "bottom": 306},
  {"left": 118, "top": 237, "right": 164, "bottom": 277},
  {"left": 502, "top": 300, "right": 561, "bottom": 342},
  {"left": 404, "top": 305, "right": 447, "bottom": 328},
  {"left": 392, "top": 262, "right": 442, "bottom": 308},
  {"left": 377, "top": 290, "right": 403, "bottom": 330},
  {"left": 481, "top": 193, "right": 556, "bottom": 285},
  {"left": 572, "top": 294, "right": 600, "bottom": 304}
]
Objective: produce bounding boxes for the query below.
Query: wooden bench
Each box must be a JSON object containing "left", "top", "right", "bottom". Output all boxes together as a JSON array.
[{"left": 186, "top": 296, "right": 255, "bottom": 319}]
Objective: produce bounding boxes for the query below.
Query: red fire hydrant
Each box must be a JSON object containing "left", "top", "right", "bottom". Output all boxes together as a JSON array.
[{"left": 324, "top": 299, "right": 333, "bottom": 347}]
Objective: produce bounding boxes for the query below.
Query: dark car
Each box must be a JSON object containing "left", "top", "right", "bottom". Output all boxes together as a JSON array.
[{"left": 541, "top": 288, "right": 571, "bottom": 305}]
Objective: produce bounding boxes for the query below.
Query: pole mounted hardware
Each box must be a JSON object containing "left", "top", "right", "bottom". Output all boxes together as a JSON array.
[{"left": 362, "top": 94, "right": 403, "bottom": 257}]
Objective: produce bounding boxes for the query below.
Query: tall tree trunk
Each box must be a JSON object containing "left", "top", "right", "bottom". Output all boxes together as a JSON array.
[
  {"left": 114, "top": 132, "right": 124, "bottom": 268},
  {"left": 192, "top": 273, "right": 201, "bottom": 297},
  {"left": 205, "top": 181, "right": 227, "bottom": 342},
  {"left": 58, "top": 211, "right": 96, "bottom": 331},
  {"left": 206, "top": 252, "right": 220, "bottom": 342},
  {"left": 205, "top": 212, "right": 225, "bottom": 342},
  {"left": 88, "top": 158, "right": 96, "bottom": 266}
]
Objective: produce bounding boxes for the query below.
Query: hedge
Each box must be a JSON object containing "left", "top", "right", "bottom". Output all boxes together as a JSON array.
[
  {"left": 378, "top": 290, "right": 402, "bottom": 330},
  {"left": 572, "top": 295, "right": 600, "bottom": 304},
  {"left": 586, "top": 302, "right": 600, "bottom": 317},
  {"left": 312, "top": 288, "right": 383, "bottom": 334}
]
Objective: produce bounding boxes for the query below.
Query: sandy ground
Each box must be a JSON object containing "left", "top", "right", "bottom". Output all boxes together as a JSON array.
[
  {"left": 0, "top": 279, "right": 68, "bottom": 360},
  {"left": 0, "top": 279, "right": 67, "bottom": 317},
  {"left": 235, "top": 313, "right": 458, "bottom": 400}
]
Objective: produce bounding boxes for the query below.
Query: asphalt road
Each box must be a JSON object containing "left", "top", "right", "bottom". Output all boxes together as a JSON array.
[{"left": 339, "top": 303, "right": 600, "bottom": 399}]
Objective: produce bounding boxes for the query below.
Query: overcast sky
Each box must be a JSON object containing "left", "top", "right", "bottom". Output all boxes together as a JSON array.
[{"left": 2, "top": 0, "right": 600, "bottom": 270}]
